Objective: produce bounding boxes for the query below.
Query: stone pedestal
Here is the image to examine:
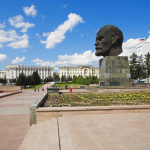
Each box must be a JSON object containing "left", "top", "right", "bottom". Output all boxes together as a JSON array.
[
  {"left": 47, "top": 87, "right": 59, "bottom": 93},
  {"left": 99, "top": 56, "right": 132, "bottom": 87}
]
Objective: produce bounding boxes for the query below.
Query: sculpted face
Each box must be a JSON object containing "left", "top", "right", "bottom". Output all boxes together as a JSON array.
[{"left": 95, "top": 28, "right": 113, "bottom": 57}]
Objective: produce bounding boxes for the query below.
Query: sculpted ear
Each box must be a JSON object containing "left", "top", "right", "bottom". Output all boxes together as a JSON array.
[{"left": 112, "top": 34, "right": 119, "bottom": 44}]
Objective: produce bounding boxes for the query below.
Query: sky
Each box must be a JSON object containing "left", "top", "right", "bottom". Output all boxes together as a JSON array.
[{"left": 0, "top": 0, "right": 150, "bottom": 72}]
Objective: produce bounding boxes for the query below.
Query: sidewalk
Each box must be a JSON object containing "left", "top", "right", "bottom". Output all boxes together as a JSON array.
[
  {"left": 20, "top": 113, "right": 150, "bottom": 150},
  {"left": 0, "top": 84, "right": 48, "bottom": 150}
]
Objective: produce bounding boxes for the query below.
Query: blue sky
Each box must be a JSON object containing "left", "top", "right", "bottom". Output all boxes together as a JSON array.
[{"left": 0, "top": 0, "right": 150, "bottom": 72}]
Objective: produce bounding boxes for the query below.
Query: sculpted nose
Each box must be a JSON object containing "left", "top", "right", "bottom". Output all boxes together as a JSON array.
[{"left": 95, "top": 41, "right": 98, "bottom": 46}]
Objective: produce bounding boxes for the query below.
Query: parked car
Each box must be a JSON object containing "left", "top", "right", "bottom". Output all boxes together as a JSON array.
[{"left": 0, "top": 83, "right": 4, "bottom": 86}]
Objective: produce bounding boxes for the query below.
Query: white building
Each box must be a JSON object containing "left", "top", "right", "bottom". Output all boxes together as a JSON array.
[
  {"left": 0, "top": 71, "right": 6, "bottom": 79},
  {"left": 136, "top": 41, "right": 150, "bottom": 57},
  {"left": 59, "top": 65, "right": 99, "bottom": 80},
  {"left": 6, "top": 65, "right": 54, "bottom": 82}
]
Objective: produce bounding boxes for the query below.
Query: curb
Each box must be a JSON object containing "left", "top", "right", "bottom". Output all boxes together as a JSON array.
[{"left": 0, "top": 91, "right": 22, "bottom": 98}]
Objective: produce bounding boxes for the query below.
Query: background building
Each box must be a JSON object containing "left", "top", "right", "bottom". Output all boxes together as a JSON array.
[
  {"left": 59, "top": 65, "right": 99, "bottom": 80},
  {"left": 6, "top": 65, "right": 54, "bottom": 83},
  {"left": 136, "top": 41, "right": 150, "bottom": 57},
  {"left": 0, "top": 71, "right": 6, "bottom": 79}
]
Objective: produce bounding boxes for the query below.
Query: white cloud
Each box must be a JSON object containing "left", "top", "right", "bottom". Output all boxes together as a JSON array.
[
  {"left": 0, "top": 29, "right": 18, "bottom": 43},
  {"left": 42, "top": 32, "right": 50, "bottom": 37},
  {"left": 41, "top": 13, "right": 84, "bottom": 49},
  {"left": 0, "top": 54, "right": 7, "bottom": 63},
  {"left": 32, "top": 50, "right": 99, "bottom": 67},
  {"left": 23, "top": 5, "right": 37, "bottom": 17},
  {"left": 120, "top": 36, "right": 150, "bottom": 57},
  {"left": 0, "top": 44, "right": 3, "bottom": 48},
  {"left": 0, "top": 23, "right": 5, "bottom": 29},
  {"left": 11, "top": 57, "right": 25, "bottom": 64},
  {"left": 120, "top": 38, "right": 139, "bottom": 57},
  {"left": 23, "top": 50, "right": 27, "bottom": 52},
  {"left": 9, "top": 15, "right": 35, "bottom": 33},
  {"left": 146, "top": 36, "right": 150, "bottom": 42},
  {"left": 7, "top": 34, "right": 29, "bottom": 49},
  {"left": 0, "top": 29, "right": 29, "bottom": 49}
]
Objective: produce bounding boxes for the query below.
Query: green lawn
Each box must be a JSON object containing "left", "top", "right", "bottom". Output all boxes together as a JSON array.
[
  {"left": 56, "top": 82, "right": 81, "bottom": 87},
  {"left": 25, "top": 84, "right": 45, "bottom": 89}
]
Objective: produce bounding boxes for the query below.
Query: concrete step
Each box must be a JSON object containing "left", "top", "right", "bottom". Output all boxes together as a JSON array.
[{"left": 19, "top": 118, "right": 59, "bottom": 150}]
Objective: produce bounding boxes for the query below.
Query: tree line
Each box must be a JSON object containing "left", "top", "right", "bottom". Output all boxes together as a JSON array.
[
  {"left": 16, "top": 71, "right": 53, "bottom": 86},
  {"left": 129, "top": 52, "right": 150, "bottom": 83},
  {"left": 60, "top": 74, "right": 99, "bottom": 85},
  {"left": 16, "top": 71, "right": 41, "bottom": 86}
]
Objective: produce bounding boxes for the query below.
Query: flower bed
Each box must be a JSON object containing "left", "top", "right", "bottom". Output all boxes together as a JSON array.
[{"left": 43, "top": 91, "right": 150, "bottom": 107}]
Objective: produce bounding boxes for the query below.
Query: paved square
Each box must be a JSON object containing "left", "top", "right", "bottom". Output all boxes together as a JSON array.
[{"left": 58, "top": 113, "right": 150, "bottom": 150}]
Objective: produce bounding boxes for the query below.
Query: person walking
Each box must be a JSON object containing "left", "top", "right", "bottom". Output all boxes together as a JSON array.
[{"left": 34, "top": 87, "right": 36, "bottom": 92}]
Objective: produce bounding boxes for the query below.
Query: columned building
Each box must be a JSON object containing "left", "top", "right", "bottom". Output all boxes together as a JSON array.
[
  {"left": 0, "top": 71, "right": 6, "bottom": 79},
  {"left": 59, "top": 65, "right": 99, "bottom": 79},
  {"left": 6, "top": 65, "right": 54, "bottom": 82}
]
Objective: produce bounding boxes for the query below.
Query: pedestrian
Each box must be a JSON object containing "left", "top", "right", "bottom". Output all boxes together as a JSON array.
[
  {"left": 65, "top": 84, "right": 67, "bottom": 89},
  {"left": 34, "top": 87, "right": 36, "bottom": 92},
  {"left": 38, "top": 87, "right": 39, "bottom": 92}
]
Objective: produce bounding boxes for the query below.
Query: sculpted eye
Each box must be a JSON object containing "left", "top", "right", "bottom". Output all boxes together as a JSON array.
[{"left": 97, "top": 36, "right": 104, "bottom": 41}]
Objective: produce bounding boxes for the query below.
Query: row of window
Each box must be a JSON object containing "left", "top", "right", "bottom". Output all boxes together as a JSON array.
[
  {"left": 61, "top": 72, "right": 98, "bottom": 75},
  {"left": 61, "top": 69, "right": 98, "bottom": 71}
]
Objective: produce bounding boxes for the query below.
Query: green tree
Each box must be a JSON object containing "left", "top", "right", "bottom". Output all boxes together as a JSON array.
[
  {"left": 48, "top": 76, "right": 54, "bottom": 82},
  {"left": 129, "top": 53, "right": 146, "bottom": 82},
  {"left": 0, "top": 78, "right": 6, "bottom": 84},
  {"left": 26, "top": 75, "right": 35, "bottom": 86},
  {"left": 16, "top": 72, "right": 27, "bottom": 86},
  {"left": 130, "top": 53, "right": 138, "bottom": 79},
  {"left": 32, "top": 71, "right": 41, "bottom": 85},
  {"left": 54, "top": 75, "right": 60, "bottom": 80},
  {"left": 136, "top": 55, "right": 146, "bottom": 82},
  {"left": 67, "top": 75, "right": 72, "bottom": 82},
  {"left": 90, "top": 76, "right": 99, "bottom": 84},
  {"left": 72, "top": 75, "right": 99, "bottom": 85},
  {"left": 72, "top": 75, "right": 77, "bottom": 83},
  {"left": 61, "top": 75, "right": 66, "bottom": 82},
  {"left": 144, "top": 52, "right": 150, "bottom": 83}
]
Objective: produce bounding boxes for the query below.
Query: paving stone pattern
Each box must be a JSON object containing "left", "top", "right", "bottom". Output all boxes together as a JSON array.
[
  {"left": 20, "top": 113, "right": 150, "bottom": 150},
  {"left": 0, "top": 85, "right": 48, "bottom": 150}
]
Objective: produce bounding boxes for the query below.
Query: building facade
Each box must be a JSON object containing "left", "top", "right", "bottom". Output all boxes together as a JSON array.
[
  {"left": 6, "top": 65, "right": 54, "bottom": 82},
  {"left": 59, "top": 65, "right": 99, "bottom": 80},
  {"left": 136, "top": 41, "right": 150, "bottom": 57},
  {"left": 0, "top": 71, "right": 6, "bottom": 79}
]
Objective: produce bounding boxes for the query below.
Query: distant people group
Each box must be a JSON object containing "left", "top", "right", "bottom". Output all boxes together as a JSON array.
[{"left": 34, "top": 86, "right": 44, "bottom": 92}]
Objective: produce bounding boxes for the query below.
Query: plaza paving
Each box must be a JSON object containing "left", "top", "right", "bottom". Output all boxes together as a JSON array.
[
  {"left": 0, "top": 84, "right": 48, "bottom": 150},
  {"left": 0, "top": 85, "right": 150, "bottom": 150},
  {"left": 20, "top": 113, "right": 150, "bottom": 150}
]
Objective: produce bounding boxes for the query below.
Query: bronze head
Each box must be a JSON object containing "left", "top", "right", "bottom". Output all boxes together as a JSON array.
[{"left": 95, "top": 25, "right": 123, "bottom": 57}]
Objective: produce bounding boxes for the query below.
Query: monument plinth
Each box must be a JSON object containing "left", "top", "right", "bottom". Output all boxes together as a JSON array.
[
  {"left": 47, "top": 82, "right": 59, "bottom": 93},
  {"left": 99, "top": 56, "right": 132, "bottom": 86}
]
